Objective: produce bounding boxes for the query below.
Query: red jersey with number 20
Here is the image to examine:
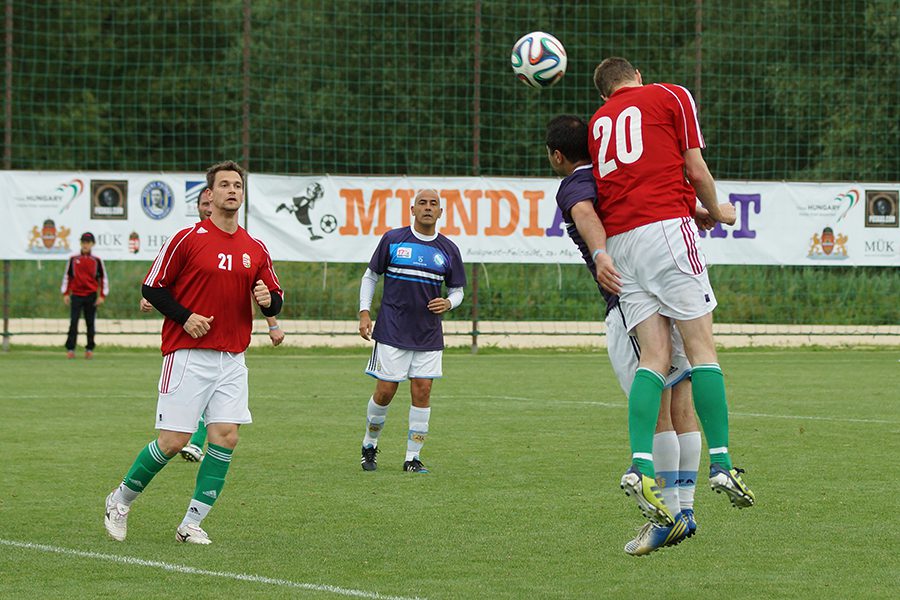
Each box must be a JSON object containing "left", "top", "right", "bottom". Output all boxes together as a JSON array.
[
  {"left": 588, "top": 83, "right": 705, "bottom": 236},
  {"left": 144, "top": 219, "right": 283, "bottom": 355}
]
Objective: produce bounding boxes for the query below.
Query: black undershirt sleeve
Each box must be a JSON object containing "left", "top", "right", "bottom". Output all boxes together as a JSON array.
[
  {"left": 259, "top": 291, "right": 283, "bottom": 317},
  {"left": 142, "top": 284, "right": 193, "bottom": 325}
]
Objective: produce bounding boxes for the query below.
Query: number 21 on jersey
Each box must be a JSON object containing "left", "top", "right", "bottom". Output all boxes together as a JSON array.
[
  {"left": 593, "top": 106, "right": 644, "bottom": 177},
  {"left": 217, "top": 253, "right": 232, "bottom": 271}
]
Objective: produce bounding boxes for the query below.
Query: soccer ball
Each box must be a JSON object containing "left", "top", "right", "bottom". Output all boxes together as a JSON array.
[{"left": 511, "top": 32, "right": 567, "bottom": 89}]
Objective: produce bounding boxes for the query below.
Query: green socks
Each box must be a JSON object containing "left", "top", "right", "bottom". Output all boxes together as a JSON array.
[
  {"left": 189, "top": 417, "right": 208, "bottom": 448},
  {"left": 192, "top": 443, "right": 233, "bottom": 506},
  {"left": 628, "top": 368, "right": 666, "bottom": 477},
  {"left": 691, "top": 363, "right": 733, "bottom": 469},
  {"left": 122, "top": 440, "right": 173, "bottom": 493}
]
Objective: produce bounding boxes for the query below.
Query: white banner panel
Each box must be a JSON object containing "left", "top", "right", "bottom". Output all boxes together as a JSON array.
[
  {"left": 2, "top": 171, "right": 898, "bottom": 266},
  {"left": 1, "top": 171, "right": 208, "bottom": 260},
  {"left": 247, "top": 175, "right": 900, "bottom": 266}
]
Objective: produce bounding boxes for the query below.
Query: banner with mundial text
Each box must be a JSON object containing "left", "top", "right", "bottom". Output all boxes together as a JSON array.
[{"left": 2, "top": 171, "right": 898, "bottom": 266}]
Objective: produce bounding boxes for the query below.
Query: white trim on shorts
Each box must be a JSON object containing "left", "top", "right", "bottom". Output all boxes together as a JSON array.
[
  {"left": 155, "top": 348, "right": 252, "bottom": 432},
  {"left": 365, "top": 341, "right": 443, "bottom": 382},
  {"left": 605, "top": 304, "right": 692, "bottom": 395}
]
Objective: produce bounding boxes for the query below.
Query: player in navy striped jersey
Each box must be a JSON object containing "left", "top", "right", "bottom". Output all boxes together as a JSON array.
[
  {"left": 547, "top": 115, "right": 705, "bottom": 555},
  {"left": 357, "top": 189, "right": 466, "bottom": 473}
]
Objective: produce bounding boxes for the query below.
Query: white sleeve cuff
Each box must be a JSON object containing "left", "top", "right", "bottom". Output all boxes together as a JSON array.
[
  {"left": 446, "top": 287, "right": 464, "bottom": 310},
  {"left": 359, "top": 268, "right": 379, "bottom": 312}
]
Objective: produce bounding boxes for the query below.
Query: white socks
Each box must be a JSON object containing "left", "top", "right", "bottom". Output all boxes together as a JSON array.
[
  {"left": 652, "top": 431, "right": 681, "bottom": 514},
  {"left": 677, "top": 431, "right": 702, "bottom": 511},
  {"left": 406, "top": 406, "right": 431, "bottom": 461},
  {"left": 362, "top": 397, "right": 389, "bottom": 448}
]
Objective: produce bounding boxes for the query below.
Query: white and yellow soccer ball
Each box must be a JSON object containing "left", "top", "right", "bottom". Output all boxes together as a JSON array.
[{"left": 510, "top": 31, "right": 567, "bottom": 89}]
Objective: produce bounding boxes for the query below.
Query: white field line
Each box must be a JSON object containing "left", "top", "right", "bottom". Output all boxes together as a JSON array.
[{"left": 0, "top": 539, "right": 426, "bottom": 600}]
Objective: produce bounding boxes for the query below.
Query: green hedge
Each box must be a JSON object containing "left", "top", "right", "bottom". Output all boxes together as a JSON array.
[{"left": 8, "top": 260, "right": 898, "bottom": 325}]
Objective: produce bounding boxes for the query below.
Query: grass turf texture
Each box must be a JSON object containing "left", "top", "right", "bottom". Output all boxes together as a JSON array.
[{"left": 1, "top": 346, "right": 898, "bottom": 598}]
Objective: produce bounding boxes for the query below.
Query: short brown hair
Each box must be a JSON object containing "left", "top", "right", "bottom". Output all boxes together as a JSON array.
[
  {"left": 593, "top": 57, "right": 638, "bottom": 99},
  {"left": 206, "top": 160, "right": 246, "bottom": 189}
]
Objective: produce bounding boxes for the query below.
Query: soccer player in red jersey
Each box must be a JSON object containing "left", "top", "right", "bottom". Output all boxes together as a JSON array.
[
  {"left": 587, "top": 58, "right": 755, "bottom": 530},
  {"left": 139, "top": 187, "right": 285, "bottom": 464},
  {"left": 104, "top": 161, "right": 283, "bottom": 545},
  {"left": 61, "top": 231, "right": 108, "bottom": 359}
]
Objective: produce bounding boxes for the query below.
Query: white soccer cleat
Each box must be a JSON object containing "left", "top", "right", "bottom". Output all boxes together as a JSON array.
[
  {"left": 180, "top": 444, "right": 203, "bottom": 462},
  {"left": 104, "top": 492, "right": 130, "bottom": 542},
  {"left": 176, "top": 523, "right": 212, "bottom": 545}
]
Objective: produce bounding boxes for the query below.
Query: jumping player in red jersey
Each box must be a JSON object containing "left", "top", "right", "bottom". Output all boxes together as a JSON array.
[
  {"left": 104, "top": 161, "right": 283, "bottom": 545},
  {"left": 587, "top": 58, "right": 754, "bottom": 533}
]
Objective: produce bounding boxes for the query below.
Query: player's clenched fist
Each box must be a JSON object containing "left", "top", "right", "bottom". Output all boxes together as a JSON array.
[
  {"left": 427, "top": 297, "right": 452, "bottom": 314},
  {"left": 183, "top": 313, "right": 214, "bottom": 339},
  {"left": 253, "top": 279, "right": 271, "bottom": 308}
]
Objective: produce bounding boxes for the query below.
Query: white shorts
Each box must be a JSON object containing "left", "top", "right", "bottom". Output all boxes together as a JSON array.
[
  {"left": 605, "top": 303, "right": 692, "bottom": 395},
  {"left": 607, "top": 216, "right": 717, "bottom": 334},
  {"left": 155, "top": 348, "right": 251, "bottom": 432},
  {"left": 366, "top": 341, "right": 442, "bottom": 382}
]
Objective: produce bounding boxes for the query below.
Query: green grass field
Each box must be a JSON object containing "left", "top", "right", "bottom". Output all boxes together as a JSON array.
[{"left": 1, "top": 346, "right": 898, "bottom": 599}]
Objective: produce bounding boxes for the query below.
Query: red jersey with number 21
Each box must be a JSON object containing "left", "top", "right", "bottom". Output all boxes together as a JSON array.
[
  {"left": 144, "top": 219, "right": 283, "bottom": 355},
  {"left": 588, "top": 83, "right": 705, "bottom": 237}
]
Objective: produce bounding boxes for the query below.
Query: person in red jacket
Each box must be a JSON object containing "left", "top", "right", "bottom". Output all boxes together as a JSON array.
[{"left": 61, "top": 232, "right": 108, "bottom": 359}]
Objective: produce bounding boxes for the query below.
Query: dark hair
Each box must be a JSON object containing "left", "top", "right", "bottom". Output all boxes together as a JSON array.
[
  {"left": 195, "top": 187, "right": 208, "bottom": 206},
  {"left": 205, "top": 160, "right": 246, "bottom": 190},
  {"left": 593, "top": 57, "right": 638, "bottom": 98},
  {"left": 546, "top": 115, "right": 590, "bottom": 163}
]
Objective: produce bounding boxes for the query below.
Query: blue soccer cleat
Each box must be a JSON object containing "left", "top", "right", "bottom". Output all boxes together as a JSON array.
[
  {"left": 624, "top": 514, "right": 689, "bottom": 556},
  {"left": 680, "top": 508, "right": 698, "bottom": 538}
]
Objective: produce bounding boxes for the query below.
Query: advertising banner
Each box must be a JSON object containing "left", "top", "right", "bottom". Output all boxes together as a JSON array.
[{"left": 2, "top": 171, "right": 898, "bottom": 266}]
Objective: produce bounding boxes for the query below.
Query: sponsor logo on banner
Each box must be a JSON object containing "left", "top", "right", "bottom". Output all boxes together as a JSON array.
[
  {"left": 90, "top": 180, "right": 128, "bottom": 220},
  {"left": 807, "top": 227, "right": 849, "bottom": 260},
  {"left": 865, "top": 190, "right": 898, "bottom": 228},
  {"left": 185, "top": 180, "right": 206, "bottom": 216},
  {"left": 141, "top": 181, "right": 174, "bottom": 220},
  {"left": 863, "top": 238, "right": 896, "bottom": 258},
  {"left": 128, "top": 231, "right": 141, "bottom": 254},
  {"left": 275, "top": 181, "right": 332, "bottom": 241},
  {"left": 13, "top": 178, "right": 85, "bottom": 213},
  {"left": 242, "top": 253, "right": 251, "bottom": 269},
  {"left": 798, "top": 189, "right": 859, "bottom": 221},
  {"left": 26, "top": 219, "right": 71, "bottom": 254}
]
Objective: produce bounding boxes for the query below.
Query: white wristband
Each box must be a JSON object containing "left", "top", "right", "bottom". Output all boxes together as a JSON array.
[
  {"left": 591, "top": 248, "right": 606, "bottom": 262},
  {"left": 268, "top": 324, "right": 280, "bottom": 331}
]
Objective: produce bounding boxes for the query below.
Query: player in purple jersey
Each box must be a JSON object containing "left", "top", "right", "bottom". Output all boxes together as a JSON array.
[
  {"left": 357, "top": 189, "right": 466, "bottom": 473},
  {"left": 547, "top": 115, "right": 706, "bottom": 555}
]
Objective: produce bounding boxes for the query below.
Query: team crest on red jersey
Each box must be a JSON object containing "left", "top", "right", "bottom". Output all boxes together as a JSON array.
[{"left": 242, "top": 253, "right": 251, "bottom": 268}]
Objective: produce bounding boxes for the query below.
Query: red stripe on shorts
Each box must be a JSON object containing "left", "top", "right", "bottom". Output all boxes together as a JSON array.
[
  {"left": 161, "top": 353, "right": 173, "bottom": 393},
  {"left": 680, "top": 217, "right": 703, "bottom": 274}
]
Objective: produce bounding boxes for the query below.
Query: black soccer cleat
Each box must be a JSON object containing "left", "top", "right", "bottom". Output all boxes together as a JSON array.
[
  {"left": 361, "top": 445, "right": 378, "bottom": 471},
  {"left": 403, "top": 458, "right": 429, "bottom": 473}
]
